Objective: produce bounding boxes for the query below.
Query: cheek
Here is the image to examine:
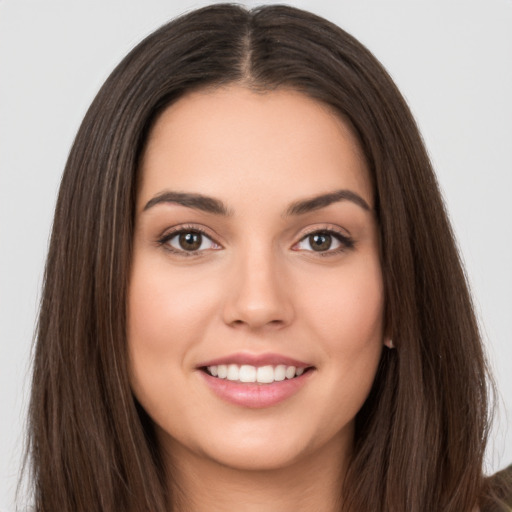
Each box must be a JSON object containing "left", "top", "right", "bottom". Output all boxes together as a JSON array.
[
  {"left": 306, "top": 259, "right": 384, "bottom": 422},
  {"left": 127, "top": 260, "right": 219, "bottom": 354},
  {"left": 126, "top": 259, "right": 221, "bottom": 407},
  {"left": 299, "top": 256, "right": 384, "bottom": 349},
  {"left": 298, "top": 255, "right": 384, "bottom": 410}
]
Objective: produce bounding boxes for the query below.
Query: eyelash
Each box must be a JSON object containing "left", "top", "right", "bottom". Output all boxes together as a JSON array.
[
  {"left": 157, "top": 225, "right": 355, "bottom": 257},
  {"left": 293, "top": 228, "right": 355, "bottom": 256},
  {"left": 157, "top": 225, "right": 218, "bottom": 257}
]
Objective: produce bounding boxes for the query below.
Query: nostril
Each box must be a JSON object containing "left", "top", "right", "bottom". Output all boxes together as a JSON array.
[{"left": 228, "top": 317, "right": 287, "bottom": 330}]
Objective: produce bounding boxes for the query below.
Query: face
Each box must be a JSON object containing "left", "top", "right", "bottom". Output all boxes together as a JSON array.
[{"left": 128, "top": 86, "right": 384, "bottom": 473}]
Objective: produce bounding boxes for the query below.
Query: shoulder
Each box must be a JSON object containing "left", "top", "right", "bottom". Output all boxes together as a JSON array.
[{"left": 480, "top": 464, "right": 512, "bottom": 512}]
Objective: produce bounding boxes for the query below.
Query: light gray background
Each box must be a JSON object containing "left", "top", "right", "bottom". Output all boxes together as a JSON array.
[{"left": 1, "top": 0, "right": 511, "bottom": 509}]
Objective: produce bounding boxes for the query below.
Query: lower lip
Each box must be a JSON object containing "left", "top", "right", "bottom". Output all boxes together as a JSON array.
[{"left": 199, "top": 370, "right": 313, "bottom": 408}]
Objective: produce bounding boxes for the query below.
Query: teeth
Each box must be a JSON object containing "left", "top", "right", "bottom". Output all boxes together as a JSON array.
[
  {"left": 274, "top": 365, "right": 286, "bottom": 381},
  {"left": 239, "top": 365, "right": 256, "bottom": 382},
  {"left": 285, "top": 366, "right": 296, "bottom": 379},
  {"left": 257, "top": 365, "right": 274, "bottom": 383},
  {"left": 217, "top": 365, "right": 228, "bottom": 379},
  {"left": 226, "top": 364, "right": 239, "bottom": 381},
  {"left": 206, "top": 364, "right": 306, "bottom": 383}
]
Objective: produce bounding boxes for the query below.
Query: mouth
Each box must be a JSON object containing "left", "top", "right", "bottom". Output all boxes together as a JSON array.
[
  {"left": 197, "top": 355, "right": 315, "bottom": 408},
  {"left": 201, "top": 364, "right": 313, "bottom": 384}
]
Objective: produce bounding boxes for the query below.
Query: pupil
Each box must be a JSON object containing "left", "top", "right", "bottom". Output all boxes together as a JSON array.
[
  {"left": 310, "top": 233, "right": 331, "bottom": 251},
  {"left": 179, "top": 232, "right": 201, "bottom": 251}
]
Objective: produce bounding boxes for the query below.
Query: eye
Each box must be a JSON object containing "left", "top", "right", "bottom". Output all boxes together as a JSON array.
[
  {"left": 161, "top": 229, "right": 221, "bottom": 254},
  {"left": 294, "top": 230, "right": 354, "bottom": 253}
]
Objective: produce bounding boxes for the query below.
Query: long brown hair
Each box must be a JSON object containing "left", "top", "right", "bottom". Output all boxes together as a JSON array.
[{"left": 26, "top": 4, "right": 502, "bottom": 511}]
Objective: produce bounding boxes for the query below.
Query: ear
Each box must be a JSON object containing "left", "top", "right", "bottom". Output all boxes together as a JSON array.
[{"left": 383, "top": 338, "right": 395, "bottom": 349}]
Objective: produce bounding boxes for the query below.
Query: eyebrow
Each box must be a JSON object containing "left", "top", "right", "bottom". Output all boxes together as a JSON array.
[
  {"left": 142, "top": 188, "right": 371, "bottom": 216},
  {"left": 143, "top": 191, "right": 231, "bottom": 215},
  {"left": 285, "top": 189, "right": 371, "bottom": 216}
]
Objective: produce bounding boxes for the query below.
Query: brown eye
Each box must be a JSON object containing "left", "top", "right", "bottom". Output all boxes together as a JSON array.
[
  {"left": 309, "top": 233, "right": 332, "bottom": 251},
  {"left": 178, "top": 232, "right": 202, "bottom": 251},
  {"left": 294, "top": 230, "right": 354, "bottom": 254},
  {"left": 163, "top": 229, "right": 220, "bottom": 254}
]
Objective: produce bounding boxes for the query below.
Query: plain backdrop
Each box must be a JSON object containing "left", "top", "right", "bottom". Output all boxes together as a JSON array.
[{"left": 1, "top": 0, "right": 511, "bottom": 509}]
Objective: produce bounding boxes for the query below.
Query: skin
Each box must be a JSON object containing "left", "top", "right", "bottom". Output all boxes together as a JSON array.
[{"left": 128, "top": 85, "right": 385, "bottom": 511}]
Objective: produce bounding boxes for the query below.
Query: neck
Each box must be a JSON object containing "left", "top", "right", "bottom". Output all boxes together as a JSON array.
[{"left": 163, "top": 435, "right": 350, "bottom": 512}]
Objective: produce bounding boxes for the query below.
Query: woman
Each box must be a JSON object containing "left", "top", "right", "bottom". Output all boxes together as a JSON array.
[{"left": 25, "top": 4, "right": 511, "bottom": 511}]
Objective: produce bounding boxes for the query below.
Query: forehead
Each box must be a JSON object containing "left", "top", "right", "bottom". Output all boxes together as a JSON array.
[{"left": 138, "top": 85, "right": 372, "bottom": 211}]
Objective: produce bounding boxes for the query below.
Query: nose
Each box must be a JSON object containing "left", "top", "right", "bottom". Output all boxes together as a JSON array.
[{"left": 222, "top": 245, "right": 294, "bottom": 331}]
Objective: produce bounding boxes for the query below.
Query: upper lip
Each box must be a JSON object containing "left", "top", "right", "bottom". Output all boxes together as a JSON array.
[{"left": 197, "top": 352, "right": 312, "bottom": 369}]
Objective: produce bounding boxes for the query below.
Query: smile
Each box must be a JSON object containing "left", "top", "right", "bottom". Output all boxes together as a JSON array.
[
  {"left": 205, "top": 364, "right": 306, "bottom": 384},
  {"left": 198, "top": 355, "right": 315, "bottom": 408}
]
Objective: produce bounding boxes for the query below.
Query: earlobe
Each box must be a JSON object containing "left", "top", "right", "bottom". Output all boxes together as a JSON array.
[{"left": 384, "top": 338, "right": 395, "bottom": 349}]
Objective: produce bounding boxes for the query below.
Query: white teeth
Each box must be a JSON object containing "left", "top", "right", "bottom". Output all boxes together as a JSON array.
[
  {"left": 217, "top": 364, "right": 228, "bottom": 379},
  {"left": 226, "top": 364, "right": 239, "bottom": 381},
  {"left": 206, "top": 364, "right": 307, "bottom": 383},
  {"left": 239, "top": 365, "right": 256, "bottom": 382},
  {"left": 256, "top": 365, "right": 274, "bottom": 383},
  {"left": 285, "top": 366, "right": 296, "bottom": 379},
  {"left": 274, "top": 365, "right": 286, "bottom": 381}
]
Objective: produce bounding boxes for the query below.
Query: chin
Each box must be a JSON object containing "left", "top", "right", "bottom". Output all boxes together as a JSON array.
[{"left": 159, "top": 414, "right": 352, "bottom": 474}]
